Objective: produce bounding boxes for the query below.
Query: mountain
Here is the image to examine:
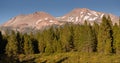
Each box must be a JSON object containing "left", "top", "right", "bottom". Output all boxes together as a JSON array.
[
  {"left": 1, "top": 8, "right": 119, "bottom": 32},
  {"left": 57, "top": 8, "right": 119, "bottom": 24},
  {"left": 2, "top": 12, "right": 63, "bottom": 32}
]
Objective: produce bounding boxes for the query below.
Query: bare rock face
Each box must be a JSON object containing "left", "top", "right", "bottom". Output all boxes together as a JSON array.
[{"left": 57, "top": 8, "right": 119, "bottom": 25}]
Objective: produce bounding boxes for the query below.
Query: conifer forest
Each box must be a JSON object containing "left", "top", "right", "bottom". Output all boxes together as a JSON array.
[{"left": 1, "top": 16, "right": 120, "bottom": 63}]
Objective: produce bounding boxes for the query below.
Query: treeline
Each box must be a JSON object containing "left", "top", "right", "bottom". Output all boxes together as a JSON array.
[{"left": 0, "top": 16, "right": 120, "bottom": 59}]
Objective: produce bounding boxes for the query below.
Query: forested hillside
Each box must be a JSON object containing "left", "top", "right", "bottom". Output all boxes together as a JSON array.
[{"left": 0, "top": 16, "right": 120, "bottom": 63}]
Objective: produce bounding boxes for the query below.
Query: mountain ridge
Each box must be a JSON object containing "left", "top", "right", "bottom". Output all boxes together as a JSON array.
[
  {"left": 1, "top": 8, "right": 119, "bottom": 32},
  {"left": 57, "top": 8, "right": 119, "bottom": 24}
]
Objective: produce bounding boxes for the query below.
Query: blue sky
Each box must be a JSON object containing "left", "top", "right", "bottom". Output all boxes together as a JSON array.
[{"left": 0, "top": 0, "right": 120, "bottom": 24}]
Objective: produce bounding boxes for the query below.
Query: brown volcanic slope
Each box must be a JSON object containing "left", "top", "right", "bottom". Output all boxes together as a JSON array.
[
  {"left": 3, "top": 12, "right": 63, "bottom": 30},
  {"left": 58, "top": 8, "right": 119, "bottom": 24},
  {"left": 2, "top": 8, "right": 119, "bottom": 32}
]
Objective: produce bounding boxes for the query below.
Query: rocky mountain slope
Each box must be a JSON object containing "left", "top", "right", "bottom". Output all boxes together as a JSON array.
[
  {"left": 57, "top": 8, "right": 119, "bottom": 24},
  {"left": 1, "top": 12, "right": 63, "bottom": 32},
  {"left": 1, "top": 8, "right": 119, "bottom": 32}
]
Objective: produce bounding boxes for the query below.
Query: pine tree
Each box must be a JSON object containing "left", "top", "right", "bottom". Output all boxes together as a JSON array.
[
  {"left": 53, "top": 38, "right": 63, "bottom": 53},
  {"left": 51, "top": 27, "right": 63, "bottom": 53},
  {"left": 59, "top": 24, "right": 74, "bottom": 52},
  {"left": 92, "top": 22, "right": 99, "bottom": 51},
  {"left": 16, "top": 32, "right": 24, "bottom": 54},
  {"left": 113, "top": 23, "right": 120, "bottom": 54},
  {"left": 82, "top": 21, "right": 97, "bottom": 53},
  {"left": 30, "top": 32, "right": 39, "bottom": 53},
  {"left": 73, "top": 21, "right": 97, "bottom": 53},
  {"left": 0, "top": 31, "right": 8, "bottom": 54},
  {"left": 23, "top": 34, "right": 34, "bottom": 54},
  {"left": 93, "top": 22, "right": 99, "bottom": 37},
  {"left": 44, "top": 27, "right": 54, "bottom": 54},
  {"left": 37, "top": 33, "right": 46, "bottom": 53},
  {"left": 97, "top": 16, "right": 113, "bottom": 54},
  {"left": 73, "top": 24, "right": 82, "bottom": 51},
  {"left": 0, "top": 31, "right": 4, "bottom": 54},
  {"left": 107, "top": 16, "right": 113, "bottom": 27},
  {"left": 86, "top": 24, "right": 97, "bottom": 52},
  {"left": 5, "top": 31, "right": 18, "bottom": 57}
]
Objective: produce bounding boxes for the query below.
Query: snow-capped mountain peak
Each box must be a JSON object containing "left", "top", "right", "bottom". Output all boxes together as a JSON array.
[
  {"left": 58, "top": 8, "right": 118, "bottom": 24},
  {"left": 1, "top": 8, "right": 119, "bottom": 32}
]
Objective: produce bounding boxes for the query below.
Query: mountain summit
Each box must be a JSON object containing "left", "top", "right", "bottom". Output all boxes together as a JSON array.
[
  {"left": 2, "top": 12, "right": 63, "bottom": 31},
  {"left": 58, "top": 8, "right": 119, "bottom": 24},
  {"left": 1, "top": 8, "right": 119, "bottom": 32}
]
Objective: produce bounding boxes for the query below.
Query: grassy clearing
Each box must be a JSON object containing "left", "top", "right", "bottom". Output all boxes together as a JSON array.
[{"left": 18, "top": 52, "right": 120, "bottom": 63}]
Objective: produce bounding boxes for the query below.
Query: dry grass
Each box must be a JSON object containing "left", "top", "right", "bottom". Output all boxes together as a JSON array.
[{"left": 18, "top": 52, "right": 120, "bottom": 63}]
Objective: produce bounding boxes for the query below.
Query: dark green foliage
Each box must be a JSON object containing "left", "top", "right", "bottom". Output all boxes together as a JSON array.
[
  {"left": 37, "top": 33, "right": 46, "bottom": 53},
  {"left": 29, "top": 32, "right": 39, "bottom": 54},
  {"left": 84, "top": 24, "right": 97, "bottom": 52},
  {"left": 93, "top": 22, "right": 99, "bottom": 39},
  {"left": 73, "top": 22, "right": 97, "bottom": 53},
  {"left": 92, "top": 22, "right": 99, "bottom": 51},
  {"left": 16, "top": 32, "right": 24, "bottom": 54},
  {"left": 59, "top": 24, "right": 74, "bottom": 52},
  {"left": 32, "top": 39, "right": 39, "bottom": 54},
  {"left": 43, "top": 28, "right": 55, "bottom": 54},
  {"left": 0, "top": 31, "right": 3, "bottom": 53},
  {"left": 23, "top": 34, "right": 34, "bottom": 54},
  {"left": 0, "top": 31, "right": 4, "bottom": 54},
  {"left": 113, "top": 23, "right": 120, "bottom": 54},
  {"left": 5, "top": 31, "right": 19, "bottom": 57},
  {"left": 1, "top": 16, "right": 120, "bottom": 62},
  {"left": 53, "top": 28, "right": 63, "bottom": 53},
  {"left": 97, "top": 16, "right": 113, "bottom": 54}
]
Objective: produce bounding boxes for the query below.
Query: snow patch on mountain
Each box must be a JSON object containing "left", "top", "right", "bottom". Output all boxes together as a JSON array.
[
  {"left": 62, "top": 16, "right": 66, "bottom": 18},
  {"left": 87, "top": 13, "right": 92, "bottom": 16},
  {"left": 80, "top": 12, "right": 83, "bottom": 14},
  {"left": 83, "top": 16, "right": 89, "bottom": 21},
  {"left": 101, "top": 14, "right": 104, "bottom": 18},
  {"left": 89, "top": 17, "right": 98, "bottom": 21},
  {"left": 76, "top": 17, "right": 79, "bottom": 22},
  {"left": 68, "top": 16, "right": 74, "bottom": 22},
  {"left": 36, "top": 19, "right": 42, "bottom": 24},
  {"left": 49, "top": 20, "right": 54, "bottom": 22},
  {"left": 91, "top": 11, "right": 98, "bottom": 16},
  {"left": 45, "top": 18, "right": 48, "bottom": 20}
]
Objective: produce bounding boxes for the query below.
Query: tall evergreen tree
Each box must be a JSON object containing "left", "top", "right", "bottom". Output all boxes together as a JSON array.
[
  {"left": 0, "top": 31, "right": 4, "bottom": 54},
  {"left": 16, "top": 32, "right": 24, "bottom": 54},
  {"left": 52, "top": 27, "right": 63, "bottom": 53},
  {"left": 37, "top": 33, "right": 46, "bottom": 53},
  {"left": 59, "top": 24, "right": 74, "bottom": 52},
  {"left": 73, "top": 24, "right": 83, "bottom": 51},
  {"left": 44, "top": 27, "right": 54, "bottom": 54},
  {"left": 86, "top": 24, "right": 97, "bottom": 52},
  {"left": 5, "top": 31, "right": 18, "bottom": 57},
  {"left": 92, "top": 22, "right": 99, "bottom": 51},
  {"left": 82, "top": 22, "right": 97, "bottom": 53},
  {"left": 73, "top": 21, "right": 97, "bottom": 53},
  {"left": 113, "top": 23, "right": 120, "bottom": 54},
  {"left": 23, "top": 34, "right": 34, "bottom": 54},
  {"left": 29, "top": 32, "right": 39, "bottom": 53},
  {"left": 107, "top": 16, "right": 113, "bottom": 27},
  {"left": 97, "top": 16, "right": 113, "bottom": 54},
  {"left": 93, "top": 22, "right": 99, "bottom": 37}
]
